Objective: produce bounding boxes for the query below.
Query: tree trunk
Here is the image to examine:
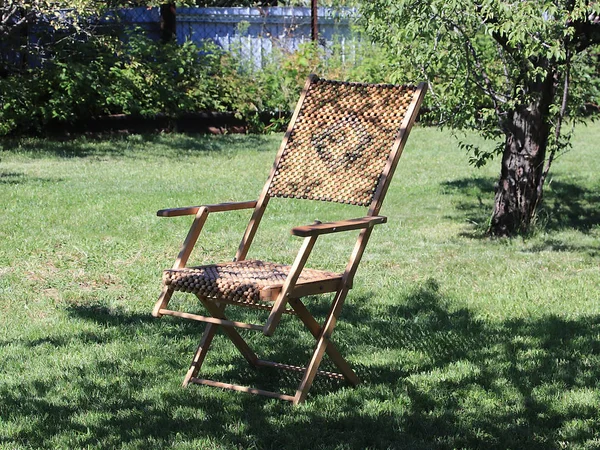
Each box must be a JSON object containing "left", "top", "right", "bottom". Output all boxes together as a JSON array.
[{"left": 489, "top": 73, "right": 555, "bottom": 236}]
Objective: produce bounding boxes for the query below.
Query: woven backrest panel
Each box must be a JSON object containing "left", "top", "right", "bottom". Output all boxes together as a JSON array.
[{"left": 268, "top": 77, "right": 418, "bottom": 206}]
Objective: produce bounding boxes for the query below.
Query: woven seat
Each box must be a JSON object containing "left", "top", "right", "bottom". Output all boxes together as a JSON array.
[
  {"left": 163, "top": 260, "right": 342, "bottom": 304},
  {"left": 152, "top": 75, "right": 427, "bottom": 404}
]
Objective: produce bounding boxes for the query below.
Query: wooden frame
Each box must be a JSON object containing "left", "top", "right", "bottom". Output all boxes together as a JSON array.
[{"left": 152, "top": 76, "right": 427, "bottom": 404}]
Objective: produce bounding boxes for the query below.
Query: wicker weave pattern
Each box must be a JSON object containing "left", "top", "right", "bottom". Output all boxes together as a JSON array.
[
  {"left": 163, "top": 260, "right": 341, "bottom": 304},
  {"left": 268, "top": 78, "right": 417, "bottom": 206}
]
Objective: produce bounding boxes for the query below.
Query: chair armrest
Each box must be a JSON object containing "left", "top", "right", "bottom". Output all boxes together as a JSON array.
[
  {"left": 291, "top": 216, "right": 387, "bottom": 237},
  {"left": 157, "top": 200, "right": 258, "bottom": 217}
]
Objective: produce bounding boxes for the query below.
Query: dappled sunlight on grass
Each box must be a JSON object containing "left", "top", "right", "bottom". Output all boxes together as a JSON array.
[
  {"left": 2, "top": 283, "right": 600, "bottom": 448},
  {"left": 1, "top": 124, "right": 599, "bottom": 448}
]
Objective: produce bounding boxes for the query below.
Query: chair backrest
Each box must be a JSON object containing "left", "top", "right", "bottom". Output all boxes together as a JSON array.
[
  {"left": 235, "top": 75, "right": 426, "bottom": 262},
  {"left": 267, "top": 75, "right": 427, "bottom": 211}
]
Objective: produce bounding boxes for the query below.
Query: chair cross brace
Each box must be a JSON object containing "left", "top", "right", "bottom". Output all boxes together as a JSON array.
[{"left": 180, "top": 294, "right": 357, "bottom": 405}]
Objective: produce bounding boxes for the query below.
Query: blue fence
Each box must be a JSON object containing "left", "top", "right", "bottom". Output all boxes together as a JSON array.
[{"left": 117, "top": 7, "right": 357, "bottom": 69}]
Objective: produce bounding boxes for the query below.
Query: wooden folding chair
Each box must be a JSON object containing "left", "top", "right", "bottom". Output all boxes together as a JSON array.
[{"left": 153, "top": 75, "right": 427, "bottom": 404}]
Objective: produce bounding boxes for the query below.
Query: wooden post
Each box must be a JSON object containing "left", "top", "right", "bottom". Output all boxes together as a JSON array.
[
  {"left": 311, "top": 0, "right": 318, "bottom": 42},
  {"left": 160, "top": 3, "right": 176, "bottom": 43}
]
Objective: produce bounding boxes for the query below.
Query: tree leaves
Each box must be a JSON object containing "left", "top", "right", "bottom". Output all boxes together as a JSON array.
[{"left": 359, "top": 0, "right": 600, "bottom": 166}]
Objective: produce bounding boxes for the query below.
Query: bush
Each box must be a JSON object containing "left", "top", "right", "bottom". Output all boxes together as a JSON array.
[
  {"left": 253, "top": 37, "right": 395, "bottom": 130},
  {"left": 0, "top": 30, "right": 394, "bottom": 136},
  {"left": 0, "top": 33, "right": 261, "bottom": 135}
]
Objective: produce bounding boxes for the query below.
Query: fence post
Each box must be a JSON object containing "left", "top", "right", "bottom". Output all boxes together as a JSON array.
[
  {"left": 160, "top": 3, "right": 176, "bottom": 43},
  {"left": 311, "top": 0, "right": 318, "bottom": 41}
]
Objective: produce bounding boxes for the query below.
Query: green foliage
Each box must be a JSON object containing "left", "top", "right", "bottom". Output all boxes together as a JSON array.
[
  {"left": 106, "top": 35, "right": 258, "bottom": 117},
  {"left": 189, "top": 0, "right": 359, "bottom": 6},
  {"left": 0, "top": 1, "right": 121, "bottom": 71},
  {"left": 0, "top": 1, "right": 394, "bottom": 136},
  {"left": 360, "top": 0, "right": 600, "bottom": 164},
  {"left": 0, "top": 28, "right": 393, "bottom": 136},
  {"left": 0, "top": 33, "right": 264, "bottom": 135},
  {"left": 254, "top": 37, "right": 395, "bottom": 129}
]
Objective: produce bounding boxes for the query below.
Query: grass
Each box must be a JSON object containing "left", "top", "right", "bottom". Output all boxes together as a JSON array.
[{"left": 0, "top": 125, "right": 599, "bottom": 449}]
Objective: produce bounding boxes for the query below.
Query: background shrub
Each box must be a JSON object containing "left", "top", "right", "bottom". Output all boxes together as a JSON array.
[{"left": 0, "top": 29, "right": 392, "bottom": 136}]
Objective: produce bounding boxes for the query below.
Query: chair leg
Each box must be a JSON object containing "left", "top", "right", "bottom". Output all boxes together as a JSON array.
[
  {"left": 184, "top": 298, "right": 259, "bottom": 387},
  {"left": 197, "top": 296, "right": 259, "bottom": 366},
  {"left": 293, "top": 331, "right": 330, "bottom": 405},
  {"left": 152, "top": 285, "right": 174, "bottom": 317},
  {"left": 289, "top": 297, "right": 359, "bottom": 386},
  {"left": 293, "top": 288, "right": 350, "bottom": 405},
  {"left": 183, "top": 322, "right": 219, "bottom": 386},
  {"left": 182, "top": 292, "right": 353, "bottom": 404}
]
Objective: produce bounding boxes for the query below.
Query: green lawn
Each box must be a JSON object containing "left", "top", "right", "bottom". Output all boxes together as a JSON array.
[{"left": 0, "top": 125, "right": 599, "bottom": 449}]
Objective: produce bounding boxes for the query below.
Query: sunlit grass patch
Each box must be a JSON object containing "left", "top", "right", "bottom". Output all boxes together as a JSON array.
[{"left": 1, "top": 124, "right": 599, "bottom": 448}]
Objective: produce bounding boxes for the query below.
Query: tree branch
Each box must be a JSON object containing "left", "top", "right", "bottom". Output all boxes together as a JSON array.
[
  {"left": 569, "top": 11, "right": 600, "bottom": 52},
  {"left": 1, "top": 5, "right": 20, "bottom": 25},
  {"left": 446, "top": 18, "right": 508, "bottom": 131},
  {"left": 1, "top": 4, "right": 33, "bottom": 36},
  {"left": 537, "top": 49, "right": 571, "bottom": 204}
]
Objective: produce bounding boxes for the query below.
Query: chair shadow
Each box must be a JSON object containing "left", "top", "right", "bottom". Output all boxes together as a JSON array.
[{"left": 3, "top": 284, "right": 600, "bottom": 448}]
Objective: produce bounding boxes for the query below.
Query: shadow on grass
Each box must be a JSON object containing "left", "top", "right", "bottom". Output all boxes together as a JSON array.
[
  {"left": 2, "top": 283, "right": 600, "bottom": 448},
  {"left": 0, "top": 134, "right": 277, "bottom": 159},
  {"left": 442, "top": 177, "right": 600, "bottom": 238},
  {"left": 523, "top": 239, "right": 600, "bottom": 258},
  {"left": 539, "top": 180, "right": 600, "bottom": 233},
  {"left": 0, "top": 171, "right": 62, "bottom": 185},
  {"left": 441, "top": 177, "right": 495, "bottom": 236}
]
